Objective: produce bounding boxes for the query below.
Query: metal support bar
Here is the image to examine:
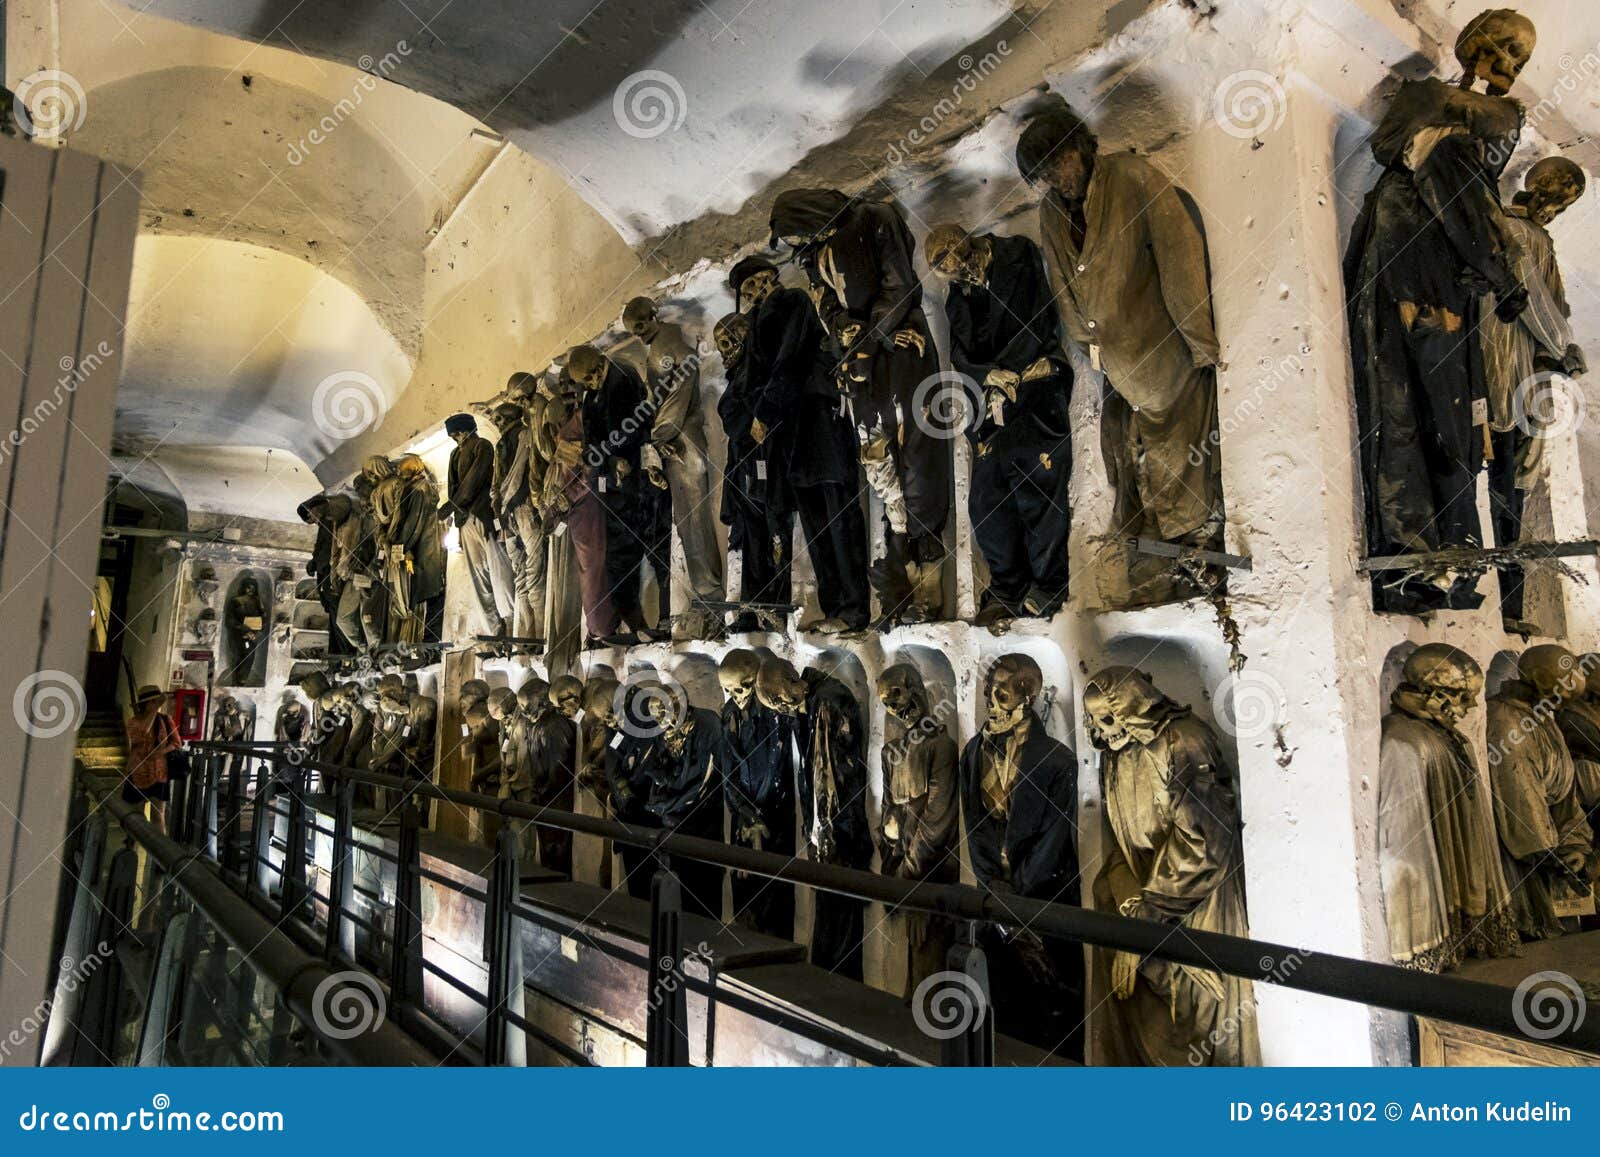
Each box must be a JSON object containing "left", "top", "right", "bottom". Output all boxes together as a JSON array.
[
  {"left": 388, "top": 803, "right": 425, "bottom": 1014},
  {"left": 247, "top": 758, "right": 276, "bottom": 903},
  {"left": 1132, "top": 536, "right": 1252, "bottom": 571},
  {"left": 324, "top": 776, "right": 356, "bottom": 963},
  {"left": 939, "top": 930, "right": 994, "bottom": 1067},
  {"left": 221, "top": 752, "right": 244, "bottom": 877},
  {"left": 280, "top": 763, "right": 309, "bottom": 922},
  {"left": 645, "top": 861, "right": 690, "bottom": 1067},
  {"left": 483, "top": 825, "right": 520, "bottom": 1066},
  {"left": 1361, "top": 538, "right": 1600, "bottom": 574}
]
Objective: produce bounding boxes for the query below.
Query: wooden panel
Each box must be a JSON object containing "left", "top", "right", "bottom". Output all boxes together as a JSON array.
[{"left": 0, "top": 138, "right": 140, "bottom": 1055}]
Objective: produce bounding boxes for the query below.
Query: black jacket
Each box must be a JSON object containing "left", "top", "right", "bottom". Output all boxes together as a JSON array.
[
  {"left": 745, "top": 288, "right": 859, "bottom": 490},
  {"left": 445, "top": 433, "right": 497, "bottom": 530},
  {"left": 959, "top": 714, "right": 1080, "bottom": 901},
  {"left": 796, "top": 670, "right": 872, "bottom": 869}
]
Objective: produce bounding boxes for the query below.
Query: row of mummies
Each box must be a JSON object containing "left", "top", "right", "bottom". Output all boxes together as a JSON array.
[
  {"left": 375, "top": 652, "right": 1248, "bottom": 1068},
  {"left": 1380, "top": 642, "right": 1600, "bottom": 972},
  {"left": 293, "top": 7, "right": 1585, "bottom": 670},
  {"left": 271, "top": 6, "right": 1594, "bottom": 1063}
]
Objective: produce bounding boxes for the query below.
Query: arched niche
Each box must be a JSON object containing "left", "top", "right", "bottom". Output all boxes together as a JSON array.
[
  {"left": 1486, "top": 649, "right": 1524, "bottom": 699},
  {"left": 1379, "top": 641, "right": 1419, "bottom": 710},
  {"left": 219, "top": 568, "right": 272, "bottom": 687}
]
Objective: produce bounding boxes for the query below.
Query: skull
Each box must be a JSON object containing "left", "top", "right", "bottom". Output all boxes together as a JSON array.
[
  {"left": 738, "top": 269, "right": 779, "bottom": 311},
  {"left": 550, "top": 675, "right": 583, "bottom": 718},
  {"left": 983, "top": 654, "right": 1041, "bottom": 736},
  {"left": 379, "top": 687, "right": 410, "bottom": 719},
  {"left": 460, "top": 679, "right": 491, "bottom": 711},
  {"left": 719, "top": 649, "right": 761, "bottom": 711},
  {"left": 1455, "top": 9, "right": 1537, "bottom": 96},
  {"left": 924, "top": 224, "right": 991, "bottom": 286},
  {"left": 713, "top": 312, "right": 750, "bottom": 370},
  {"left": 621, "top": 296, "right": 659, "bottom": 341},
  {"left": 1401, "top": 643, "right": 1483, "bottom": 724},
  {"left": 487, "top": 686, "right": 519, "bottom": 722},
  {"left": 1520, "top": 156, "right": 1586, "bottom": 226},
  {"left": 1520, "top": 644, "right": 1581, "bottom": 703},
  {"left": 756, "top": 657, "right": 807, "bottom": 716},
  {"left": 518, "top": 678, "right": 550, "bottom": 717},
  {"left": 1083, "top": 667, "right": 1167, "bottom": 752},
  {"left": 583, "top": 676, "right": 621, "bottom": 728},
  {"left": 878, "top": 663, "right": 929, "bottom": 723},
  {"left": 566, "top": 344, "right": 608, "bottom": 392}
]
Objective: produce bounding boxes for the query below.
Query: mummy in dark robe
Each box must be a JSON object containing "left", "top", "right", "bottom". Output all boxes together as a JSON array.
[
  {"left": 719, "top": 649, "right": 797, "bottom": 938},
  {"left": 527, "top": 679, "right": 577, "bottom": 876},
  {"left": 1377, "top": 644, "right": 1517, "bottom": 971},
  {"left": 297, "top": 493, "right": 351, "bottom": 656},
  {"left": 274, "top": 694, "right": 307, "bottom": 746},
  {"left": 1556, "top": 654, "right": 1600, "bottom": 842},
  {"left": 606, "top": 681, "right": 665, "bottom": 900},
  {"left": 1084, "top": 666, "right": 1256, "bottom": 1067},
  {"left": 770, "top": 189, "right": 951, "bottom": 625},
  {"left": 1341, "top": 11, "right": 1536, "bottom": 615},
  {"left": 1480, "top": 157, "right": 1586, "bottom": 628},
  {"left": 636, "top": 688, "right": 725, "bottom": 921},
  {"left": 577, "top": 674, "right": 620, "bottom": 890},
  {"left": 1019, "top": 108, "right": 1225, "bottom": 609},
  {"left": 569, "top": 345, "right": 658, "bottom": 642},
  {"left": 927, "top": 225, "right": 1072, "bottom": 624},
  {"left": 729, "top": 258, "right": 871, "bottom": 633},
  {"left": 759, "top": 656, "right": 870, "bottom": 979},
  {"left": 878, "top": 664, "right": 958, "bottom": 997},
  {"left": 1487, "top": 645, "right": 1597, "bottom": 939},
  {"left": 960, "top": 654, "right": 1082, "bottom": 1059},
  {"left": 223, "top": 576, "right": 266, "bottom": 685},
  {"left": 715, "top": 311, "right": 795, "bottom": 632},
  {"left": 211, "top": 695, "right": 252, "bottom": 743}
]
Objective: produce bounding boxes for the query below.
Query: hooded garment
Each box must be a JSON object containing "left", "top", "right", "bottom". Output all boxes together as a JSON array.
[
  {"left": 1378, "top": 688, "right": 1518, "bottom": 971},
  {"left": 1084, "top": 669, "right": 1257, "bottom": 1066},
  {"left": 1487, "top": 679, "right": 1596, "bottom": 939}
]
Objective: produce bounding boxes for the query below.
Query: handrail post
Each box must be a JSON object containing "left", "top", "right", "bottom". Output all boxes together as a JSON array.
[
  {"left": 483, "top": 824, "right": 521, "bottom": 1065},
  {"left": 939, "top": 925, "right": 994, "bottom": 1067},
  {"left": 280, "top": 758, "right": 310, "bottom": 922},
  {"left": 645, "top": 854, "right": 690, "bottom": 1067},
  {"left": 221, "top": 752, "right": 244, "bottom": 877},
  {"left": 247, "top": 755, "right": 276, "bottom": 903},
  {"left": 324, "top": 775, "right": 357, "bottom": 963},
  {"left": 388, "top": 798, "right": 425, "bottom": 1018},
  {"left": 202, "top": 752, "right": 221, "bottom": 860}
]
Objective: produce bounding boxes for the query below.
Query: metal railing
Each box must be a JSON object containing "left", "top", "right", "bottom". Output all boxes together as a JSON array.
[{"left": 163, "top": 739, "right": 1600, "bottom": 1065}]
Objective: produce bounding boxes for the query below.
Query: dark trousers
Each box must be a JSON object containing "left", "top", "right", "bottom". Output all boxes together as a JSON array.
[
  {"left": 794, "top": 482, "right": 871, "bottom": 626},
  {"left": 810, "top": 892, "right": 865, "bottom": 980},
  {"left": 642, "top": 482, "right": 673, "bottom": 626},
  {"left": 981, "top": 925, "right": 1085, "bottom": 1062},
  {"left": 730, "top": 497, "right": 795, "bottom": 609},
  {"left": 729, "top": 808, "right": 796, "bottom": 939},
  {"left": 1488, "top": 425, "right": 1529, "bottom": 622},
  {"left": 566, "top": 491, "right": 619, "bottom": 638},
  {"left": 598, "top": 487, "right": 647, "bottom": 629},
  {"left": 970, "top": 427, "right": 1072, "bottom": 605}
]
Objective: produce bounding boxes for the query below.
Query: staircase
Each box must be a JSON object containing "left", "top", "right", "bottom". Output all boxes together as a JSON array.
[{"left": 75, "top": 706, "right": 127, "bottom": 773}]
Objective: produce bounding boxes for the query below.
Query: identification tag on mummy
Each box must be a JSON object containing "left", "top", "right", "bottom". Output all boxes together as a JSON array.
[
  {"left": 403, "top": 725, "right": 412, "bottom": 737},
  {"left": 461, "top": 724, "right": 471, "bottom": 738},
  {"left": 598, "top": 475, "right": 608, "bottom": 493},
  {"left": 1472, "top": 398, "right": 1489, "bottom": 425},
  {"left": 354, "top": 575, "right": 372, "bottom": 589},
  {"left": 554, "top": 523, "right": 567, "bottom": 538},
  {"left": 1089, "top": 343, "right": 1102, "bottom": 372},
  {"left": 610, "top": 732, "right": 624, "bottom": 749},
  {"left": 573, "top": 709, "right": 585, "bottom": 725},
  {"left": 756, "top": 460, "right": 767, "bottom": 481}
]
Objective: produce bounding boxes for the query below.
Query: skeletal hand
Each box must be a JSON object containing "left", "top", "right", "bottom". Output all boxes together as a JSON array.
[
  {"left": 891, "top": 328, "right": 926, "bottom": 355},
  {"left": 646, "top": 466, "right": 668, "bottom": 490},
  {"left": 838, "top": 322, "right": 862, "bottom": 348},
  {"left": 750, "top": 418, "right": 768, "bottom": 444},
  {"left": 1563, "top": 343, "right": 1588, "bottom": 377}
]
